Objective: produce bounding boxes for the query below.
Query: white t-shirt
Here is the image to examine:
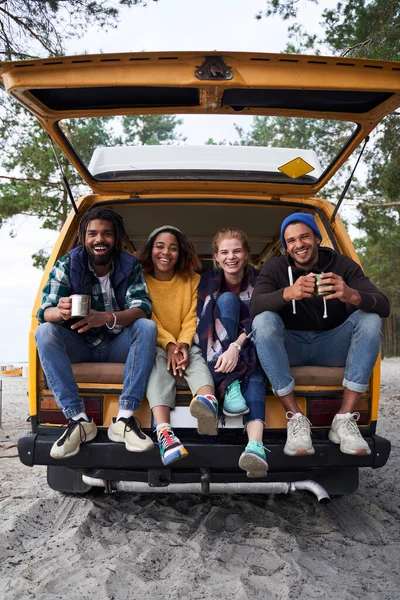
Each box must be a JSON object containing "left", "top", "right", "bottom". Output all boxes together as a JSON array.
[{"left": 98, "top": 272, "right": 123, "bottom": 333}]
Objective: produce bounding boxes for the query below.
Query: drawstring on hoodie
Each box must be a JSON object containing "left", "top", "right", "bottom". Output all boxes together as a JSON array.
[
  {"left": 288, "top": 265, "right": 328, "bottom": 318},
  {"left": 288, "top": 265, "right": 296, "bottom": 315},
  {"left": 323, "top": 296, "right": 328, "bottom": 319}
]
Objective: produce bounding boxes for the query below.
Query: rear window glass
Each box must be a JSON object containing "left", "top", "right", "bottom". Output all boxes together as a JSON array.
[{"left": 57, "top": 114, "right": 358, "bottom": 185}]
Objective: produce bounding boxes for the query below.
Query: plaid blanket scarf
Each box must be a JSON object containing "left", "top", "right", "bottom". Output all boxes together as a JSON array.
[{"left": 195, "top": 267, "right": 259, "bottom": 403}]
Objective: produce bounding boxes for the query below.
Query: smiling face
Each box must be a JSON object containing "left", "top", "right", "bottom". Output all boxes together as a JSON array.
[
  {"left": 84, "top": 219, "right": 116, "bottom": 271},
  {"left": 284, "top": 222, "right": 320, "bottom": 270},
  {"left": 215, "top": 237, "right": 248, "bottom": 283},
  {"left": 151, "top": 232, "right": 179, "bottom": 280}
]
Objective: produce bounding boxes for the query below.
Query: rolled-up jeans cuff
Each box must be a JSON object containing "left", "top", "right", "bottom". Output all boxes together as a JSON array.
[
  {"left": 274, "top": 379, "right": 295, "bottom": 397},
  {"left": 64, "top": 402, "right": 86, "bottom": 419},
  {"left": 342, "top": 378, "right": 368, "bottom": 393},
  {"left": 118, "top": 399, "right": 141, "bottom": 412},
  {"left": 243, "top": 418, "right": 266, "bottom": 431}
]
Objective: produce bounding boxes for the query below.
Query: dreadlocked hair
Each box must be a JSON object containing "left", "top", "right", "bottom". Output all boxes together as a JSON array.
[
  {"left": 139, "top": 227, "right": 201, "bottom": 279},
  {"left": 77, "top": 207, "right": 128, "bottom": 252}
]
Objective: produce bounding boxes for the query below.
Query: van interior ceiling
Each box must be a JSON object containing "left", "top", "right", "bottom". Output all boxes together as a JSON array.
[{"left": 84, "top": 200, "right": 336, "bottom": 269}]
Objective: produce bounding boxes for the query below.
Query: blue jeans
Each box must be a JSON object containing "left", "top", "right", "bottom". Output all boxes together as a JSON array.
[
  {"left": 252, "top": 310, "right": 382, "bottom": 397},
  {"left": 217, "top": 292, "right": 266, "bottom": 424},
  {"left": 35, "top": 319, "right": 157, "bottom": 419}
]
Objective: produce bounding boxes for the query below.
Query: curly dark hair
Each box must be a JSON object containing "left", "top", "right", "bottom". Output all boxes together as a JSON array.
[
  {"left": 139, "top": 227, "right": 201, "bottom": 279},
  {"left": 77, "top": 207, "right": 127, "bottom": 252}
]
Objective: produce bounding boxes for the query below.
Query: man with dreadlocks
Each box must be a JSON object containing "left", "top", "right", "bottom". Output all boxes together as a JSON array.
[{"left": 35, "top": 207, "right": 157, "bottom": 459}]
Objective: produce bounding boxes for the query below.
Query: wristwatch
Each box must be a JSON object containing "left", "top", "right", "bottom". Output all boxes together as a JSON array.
[{"left": 230, "top": 342, "right": 242, "bottom": 353}]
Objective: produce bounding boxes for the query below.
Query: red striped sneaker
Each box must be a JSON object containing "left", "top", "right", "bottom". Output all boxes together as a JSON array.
[{"left": 157, "top": 426, "right": 188, "bottom": 465}]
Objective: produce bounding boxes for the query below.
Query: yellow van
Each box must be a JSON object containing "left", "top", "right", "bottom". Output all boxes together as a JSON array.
[{"left": 1, "top": 51, "right": 399, "bottom": 499}]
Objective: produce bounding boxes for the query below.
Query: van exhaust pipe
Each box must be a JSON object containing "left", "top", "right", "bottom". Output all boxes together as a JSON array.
[{"left": 82, "top": 476, "right": 330, "bottom": 503}]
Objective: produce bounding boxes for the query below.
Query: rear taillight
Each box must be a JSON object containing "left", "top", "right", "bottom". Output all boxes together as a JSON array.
[
  {"left": 308, "top": 397, "right": 369, "bottom": 426},
  {"left": 39, "top": 394, "right": 103, "bottom": 425}
]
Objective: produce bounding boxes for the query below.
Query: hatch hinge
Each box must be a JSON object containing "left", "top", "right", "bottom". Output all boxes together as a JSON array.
[{"left": 195, "top": 56, "right": 233, "bottom": 80}]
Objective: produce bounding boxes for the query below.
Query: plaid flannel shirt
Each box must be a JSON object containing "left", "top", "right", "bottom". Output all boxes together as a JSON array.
[{"left": 37, "top": 253, "right": 152, "bottom": 347}]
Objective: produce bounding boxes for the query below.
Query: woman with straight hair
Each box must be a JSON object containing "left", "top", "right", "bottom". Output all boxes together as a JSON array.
[{"left": 195, "top": 228, "right": 269, "bottom": 478}]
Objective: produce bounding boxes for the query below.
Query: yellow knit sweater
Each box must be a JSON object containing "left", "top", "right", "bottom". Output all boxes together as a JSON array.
[{"left": 145, "top": 272, "right": 200, "bottom": 350}]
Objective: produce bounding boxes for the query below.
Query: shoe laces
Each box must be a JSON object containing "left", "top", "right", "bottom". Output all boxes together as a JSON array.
[
  {"left": 338, "top": 412, "right": 362, "bottom": 437},
  {"left": 120, "top": 416, "right": 145, "bottom": 439},
  {"left": 58, "top": 419, "right": 88, "bottom": 446},
  {"left": 249, "top": 440, "right": 271, "bottom": 454},
  {"left": 157, "top": 427, "right": 180, "bottom": 449},
  {"left": 226, "top": 380, "right": 243, "bottom": 402},
  {"left": 286, "top": 412, "right": 312, "bottom": 437}
]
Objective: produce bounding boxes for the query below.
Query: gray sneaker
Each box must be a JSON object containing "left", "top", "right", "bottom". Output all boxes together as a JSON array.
[
  {"left": 50, "top": 418, "right": 97, "bottom": 459},
  {"left": 284, "top": 411, "right": 315, "bottom": 456},
  {"left": 329, "top": 412, "right": 371, "bottom": 455},
  {"left": 108, "top": 416, "right": 154, "bottom": 452}
]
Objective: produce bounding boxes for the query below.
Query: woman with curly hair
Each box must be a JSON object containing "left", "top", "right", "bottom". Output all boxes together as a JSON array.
[
  {"left": 195, "top": 228, "right": 268, "bottom": 478},
  {"left": 139, "top": 225, "right": 217, "bottom": 466}
]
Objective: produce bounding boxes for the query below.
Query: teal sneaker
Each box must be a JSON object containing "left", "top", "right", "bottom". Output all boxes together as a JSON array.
[
  {"left": 239, "top": 440, "right": 269, "bottom": 478},
  {"left": 223, "top": 380, "right": 249, "bottom": 416}
]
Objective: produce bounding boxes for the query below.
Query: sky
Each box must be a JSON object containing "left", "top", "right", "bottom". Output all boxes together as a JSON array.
[{"left": 0, "top": 0, "right": 339, "bottom": 363}]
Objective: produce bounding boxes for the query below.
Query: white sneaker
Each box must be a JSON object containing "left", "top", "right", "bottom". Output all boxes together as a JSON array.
[
  {"left": 284, "top": 412, "right": 315, "bottom": 456},
  {"left": 50, "top": 418, "right": 97, "bottom": 459},
  {"left": 329, "top": 412, "right": 371, "bottom": 455},
  {"left": 108, "top": 416, "right": 154, "bottom": 452}
]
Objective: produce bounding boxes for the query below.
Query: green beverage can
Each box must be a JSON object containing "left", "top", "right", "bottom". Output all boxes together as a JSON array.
[{"left": 313, "top": 274, "right": 330, "bottom": 297}]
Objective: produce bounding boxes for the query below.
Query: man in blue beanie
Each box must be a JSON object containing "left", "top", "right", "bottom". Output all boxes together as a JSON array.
[{"left": 250, "top": 212, "right": 389, "bottom": 457}]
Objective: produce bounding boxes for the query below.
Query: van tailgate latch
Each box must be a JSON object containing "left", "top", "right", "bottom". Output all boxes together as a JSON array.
[{"left": 195, "top": 56, "right": 233, "bottom": 80}]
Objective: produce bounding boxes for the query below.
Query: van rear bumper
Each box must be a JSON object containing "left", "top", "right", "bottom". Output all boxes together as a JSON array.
[{"left": 18, "top": 430, "right": 391, "bottom": 478}]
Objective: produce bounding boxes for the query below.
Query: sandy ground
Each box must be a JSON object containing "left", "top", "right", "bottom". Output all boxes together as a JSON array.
[{"left": 0, "top": 361, "right": 399, "bottom": 600}]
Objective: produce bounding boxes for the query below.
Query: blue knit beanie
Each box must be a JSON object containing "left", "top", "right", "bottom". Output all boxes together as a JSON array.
[{"left": 280, "top": 213, "right": 322, "bottom": 250}]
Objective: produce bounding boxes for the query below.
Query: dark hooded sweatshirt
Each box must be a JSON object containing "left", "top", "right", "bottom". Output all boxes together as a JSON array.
[{"left": 250, "top": 247, "right": 390, "bottom": 331}]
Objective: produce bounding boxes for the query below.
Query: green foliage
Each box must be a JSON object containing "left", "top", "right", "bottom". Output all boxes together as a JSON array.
[
  {"left": 256, "top": 0, "right": 318, "bottom": 21},
  {"left": 0, "top": 0, "right": 163, "bottom": 269},
  {"left": 32, "top": 248, "right": 52, "bottom": 270},
  {"left": 60, "top": 117, "right": 116, "bottom": 165},
  {"left": 322, "top": 0, "right": 400, "bottom": 60},
  {"left": 354, "top": 216, "right": 400, "bottom": 315},
  {"left": 0, "top": 0, "right": 159, "bottom": 60},
  {"left": 119, "top": 115, "right": 185, "bottom": 145},
  {"left": 0, "top": 103, "right": 182, "bottom": 265},
  {"left": 0, "top": 105, "right": 114, "bottom": 231},
  {"left": 284, "top": 24, "right": 319, "bottom": 54},
  {"left": 355, "top": 114, "right": 400, "bottom": 314},
  {"left": 257, "top": 0, "right": 400, "bottom": 60},
  {"left": 364, "top": 115, "right": 400, "bottom": 207}
]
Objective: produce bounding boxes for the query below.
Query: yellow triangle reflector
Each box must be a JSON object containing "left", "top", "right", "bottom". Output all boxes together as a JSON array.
[{"left": 278, "top": 157, "right": 314, "bottom": 179}]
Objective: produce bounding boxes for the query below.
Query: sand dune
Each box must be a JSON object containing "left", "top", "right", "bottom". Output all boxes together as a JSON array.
[{"left": 1, "top": 361, "right": 400, "bottom": 600}]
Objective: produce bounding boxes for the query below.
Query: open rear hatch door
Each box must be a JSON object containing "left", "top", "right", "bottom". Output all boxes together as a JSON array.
[{"left": 1, "top": 51, "right": 399, "bottom": 199}]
